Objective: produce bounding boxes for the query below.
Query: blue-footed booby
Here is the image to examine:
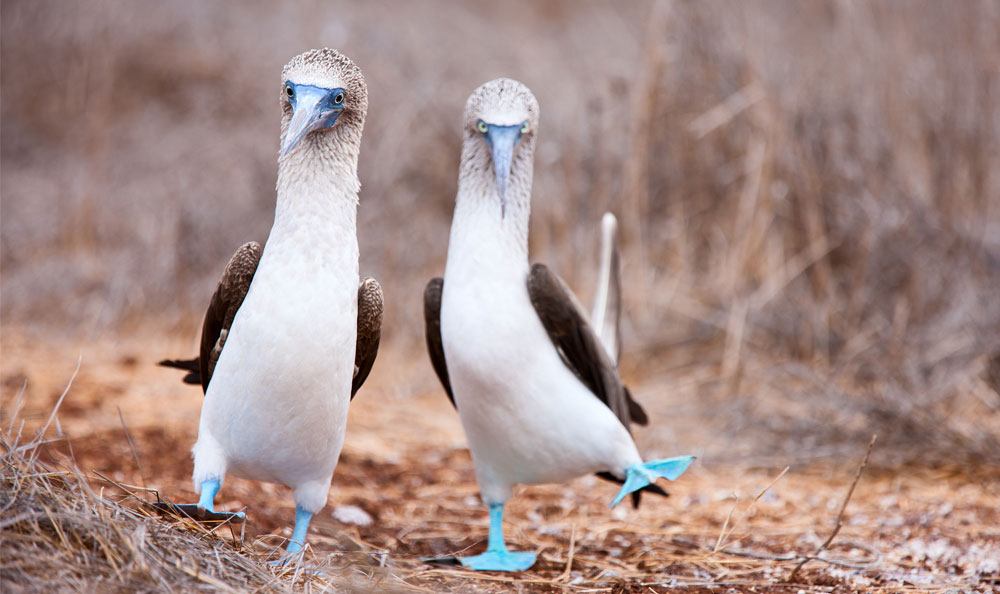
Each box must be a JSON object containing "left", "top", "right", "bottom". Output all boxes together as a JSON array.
[
  {"left": 157, "top": 48, "right": 382, "bottom": 560},
  {"left": 423, "top": 79, "right": 693, "bottom": 572}
]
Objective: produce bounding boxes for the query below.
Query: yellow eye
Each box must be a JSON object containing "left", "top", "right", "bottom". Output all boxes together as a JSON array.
[
  {"left": 477, "top": 120, "right": 488, "bottom": 134},
  {"left": 285, "top": 85, "right": 294, "bottom": 98},
  {"left": 334, "top": 92, "right": 345, "bottom": 104},
  {"left": 521, "top": 121, "right": 530, "bottom": 134}
]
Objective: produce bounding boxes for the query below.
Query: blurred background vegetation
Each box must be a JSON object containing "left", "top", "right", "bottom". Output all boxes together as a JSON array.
[{"left": 2, "top": 0, "right": 998, "bottom": 463}]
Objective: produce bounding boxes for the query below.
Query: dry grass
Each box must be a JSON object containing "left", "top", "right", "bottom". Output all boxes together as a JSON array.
[{"left": 1, "top": 382, "right": 415, "bottom": 593}]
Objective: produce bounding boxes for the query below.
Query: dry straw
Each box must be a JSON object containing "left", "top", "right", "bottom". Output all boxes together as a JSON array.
[{"left": 0, "top": 382, "right": 411, "bottom": 593}]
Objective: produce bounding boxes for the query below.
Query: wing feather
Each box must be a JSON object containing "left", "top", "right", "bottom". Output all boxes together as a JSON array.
[
  {"left": 527, "top": 263, "right": 648, "bottom": 428},
  {"left": 352, "top": 277, "right": 383, "bottom": 398},
  {"left": 196, "top": 242, "right": 263, "bottom": 393},
  {"left": 423, "top": 277, "right": 455, "bottom": 406},
  {"left": 528, "top": 263, "right": 662, "bottom": 506}
]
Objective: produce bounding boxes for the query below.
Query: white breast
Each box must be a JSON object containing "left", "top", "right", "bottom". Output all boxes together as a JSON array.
[
  {"left": 193, "top": 184, "right": 359, "bottom": 496},
  {"left": 440, "top": 209, "right": 640, "bottom": 504}
]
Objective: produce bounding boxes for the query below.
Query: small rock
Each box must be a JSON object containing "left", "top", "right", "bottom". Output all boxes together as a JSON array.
[{"left": 332, "top": 504, "right": 373, "bottom": 526}]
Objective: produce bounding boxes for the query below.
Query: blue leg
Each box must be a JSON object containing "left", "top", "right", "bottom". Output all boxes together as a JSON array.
[
  {"left": 270, "top": 506, "right": 314, "bottom": 566},
  {"left": 458, "top": 503, "right": 537, "bottom": 572},
  {"left": 610, "top": 455, "right": 695, "bottom": 508},
  {"left": 198, "top": 478, "right": 220, "bottom": 512},
  {"left": 285, "top": 506, "right": 313, "bottom": 555}
]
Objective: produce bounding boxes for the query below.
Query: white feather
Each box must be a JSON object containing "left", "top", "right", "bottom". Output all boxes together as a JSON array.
[
  {"left": 192, "top": 150, "right": 359, "bottom": 515},
  {"left": 591, "top": 212, "right": 620, "bottom": 364}
]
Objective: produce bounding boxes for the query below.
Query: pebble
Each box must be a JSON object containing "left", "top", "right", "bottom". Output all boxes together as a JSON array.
[{"left": 332, "top": 504, "right": 373, "bottom": 526}]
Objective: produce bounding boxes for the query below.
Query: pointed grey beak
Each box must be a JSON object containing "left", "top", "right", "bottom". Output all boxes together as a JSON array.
[
  {"left": 483, "top": 124, "right": 523, "bottom": 217},
  {"left": 280, "top": 84, "right": 345, "bottom": 156}
]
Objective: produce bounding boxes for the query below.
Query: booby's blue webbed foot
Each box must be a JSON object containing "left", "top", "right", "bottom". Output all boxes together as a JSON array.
[
  {"left": 459, "top": 550, "right": 537, "bottom": 572},
  {"left": 152, "top": 478, "right": 246, "bottom": 524},
  {"left": 610, "top": 456, "right": 695, "bottom": 508},
  {"left": 458, "top": 503, "right": 537, "bottom": 572},
  {"left": 151, "top": 503, "right": 246, "bottom": 524}
]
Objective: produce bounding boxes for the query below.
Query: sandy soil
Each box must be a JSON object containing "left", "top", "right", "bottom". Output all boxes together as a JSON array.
[{"left": 2, "top": 329, "right": 998, "bottom": 593}]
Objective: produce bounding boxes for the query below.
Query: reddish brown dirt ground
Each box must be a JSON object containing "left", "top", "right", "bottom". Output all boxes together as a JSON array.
[{"left": 3, "top": 330, "right": 998, "bottom": 593}]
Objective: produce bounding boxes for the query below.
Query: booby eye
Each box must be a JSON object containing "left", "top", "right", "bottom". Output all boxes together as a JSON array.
[
  {"left": 334, "top": 92, "right": 345, "bottom": 105},
  {"left": 520, "top": 121, "right": 530, "bottom": 134},
  {"left": 285, "top": 85, "right": 294, "bottom": 98},
  {"left": 477, "top": 120, "right": 488, "bottom": 134}
]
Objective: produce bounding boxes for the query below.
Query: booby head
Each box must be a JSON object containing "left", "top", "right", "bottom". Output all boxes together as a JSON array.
[
  {"left": 279, "top": 48, "right": 368, "bottom": 156},
  {"left": 463, "top": 78, "right": 540, "bottom": 217}
]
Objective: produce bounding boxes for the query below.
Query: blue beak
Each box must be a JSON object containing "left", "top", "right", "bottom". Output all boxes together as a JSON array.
[
  {"left": 483, "top": 124, "right": 524, "bottom": 217},
  {"left": 281, "top": 84, "right": 346, "bottom": 156}
]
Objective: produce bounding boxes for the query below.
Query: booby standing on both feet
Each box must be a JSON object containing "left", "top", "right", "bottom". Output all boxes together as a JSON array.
[
  {"left": 423, "top": 79, "right": 693, "bottom": 572},
  {"left": 157, "top": 48, "right": 382, "bottom": 560}
]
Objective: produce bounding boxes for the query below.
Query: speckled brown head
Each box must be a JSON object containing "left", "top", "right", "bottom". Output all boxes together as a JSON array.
[
  {"left": 460, "top": 79, "right": 539, "bottom": 218},
  {"left": 278, "top": 48, "right": 367, "bottom": 158},
  {"left": 463, "top": 78, "right": 539, "bottom": 133}
]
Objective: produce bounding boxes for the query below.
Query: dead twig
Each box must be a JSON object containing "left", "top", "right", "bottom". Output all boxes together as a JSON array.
[
  {"left": 672, "top": 538, "right": 879, "bottom": 570},
  {"left": 713, "top": 466, "right": 790, "bottom": 554},
  {"left": 788, "top": 434, "right": 877, "bottom": 581},
  {"left": 555, "top": 523, "right": 576, "bottom": 582},
  {"left": 117, "top": 407, "right": 147, "bottom": 488}
]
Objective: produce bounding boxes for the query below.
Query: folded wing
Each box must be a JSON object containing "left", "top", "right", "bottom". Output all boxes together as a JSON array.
[
  {"left": 352, "top": 277, "right": 383, "bottom": 398},
  {"left": 160, "top": 243, "right": 382, "bottom": 398},
  {"left": 422, "top": 277, "right": 454, "bottom": 406}
]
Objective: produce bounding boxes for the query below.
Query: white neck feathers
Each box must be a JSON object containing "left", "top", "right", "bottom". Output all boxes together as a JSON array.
[
  {"left": 272, "top": 125, "right": 362, "bottom": 242},
  {"left": 449, "top": 134, "right": 535, "bottom": 265}
]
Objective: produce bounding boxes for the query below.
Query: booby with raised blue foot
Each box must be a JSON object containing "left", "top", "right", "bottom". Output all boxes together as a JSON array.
[
  {"left": 157, "top": 48, "right": 382, "bottom": 561},
  {"left": 423, "top": 79, "right": 693, "bottom": 572}
]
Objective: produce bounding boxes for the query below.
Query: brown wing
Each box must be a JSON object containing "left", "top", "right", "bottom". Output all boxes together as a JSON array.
[
  {"left": 423, "top": 277, "right": 455, "bottom": 406},
  {"left": 528, "top": 262, "right": 659, "bottom": 508},
  {"left": 159, "top": 242, "right": 262, "bottom": 390},
  {"left": 526, "top": 263, "right": 648, "bottom": 428},
  {"left": 352, "top": 277, "right": 383, "bottom": 398},
  {"left": 197, "top": 242, "right": 263, "bottom": 393}
]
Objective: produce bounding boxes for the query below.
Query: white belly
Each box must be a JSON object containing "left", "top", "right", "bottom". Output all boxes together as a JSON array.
[
  {"left": 196, "top": 247, "right": 357, "bottom": 491},
  {"left": 440, "top": 270, "right": 640, "bottom": 504}
]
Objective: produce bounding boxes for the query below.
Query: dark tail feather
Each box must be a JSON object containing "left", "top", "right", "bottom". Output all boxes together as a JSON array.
[
  {"left": 158, "top": 358, "right": 202, "bottom": 385},
  {"left": 595, "top": 471, "right": 669, "bottom": 509},
  {"left": 159, "top": 358, "right": 199, "bottom": 371},
  {"left": 623, "top": 386, "right": 649, "bottom": 426}
]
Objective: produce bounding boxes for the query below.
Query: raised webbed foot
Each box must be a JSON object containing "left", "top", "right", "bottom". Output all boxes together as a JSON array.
[{"left": 610, "top": 456, "right": 695, "bottom": 508}]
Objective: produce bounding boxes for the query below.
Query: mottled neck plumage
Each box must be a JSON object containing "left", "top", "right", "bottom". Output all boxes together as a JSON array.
[
  {"left": 272, "top": 119, "right": 363, "bottom": 235},
  {"left": 452, "top": 133, "right": 535, "bottom": 262}
]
